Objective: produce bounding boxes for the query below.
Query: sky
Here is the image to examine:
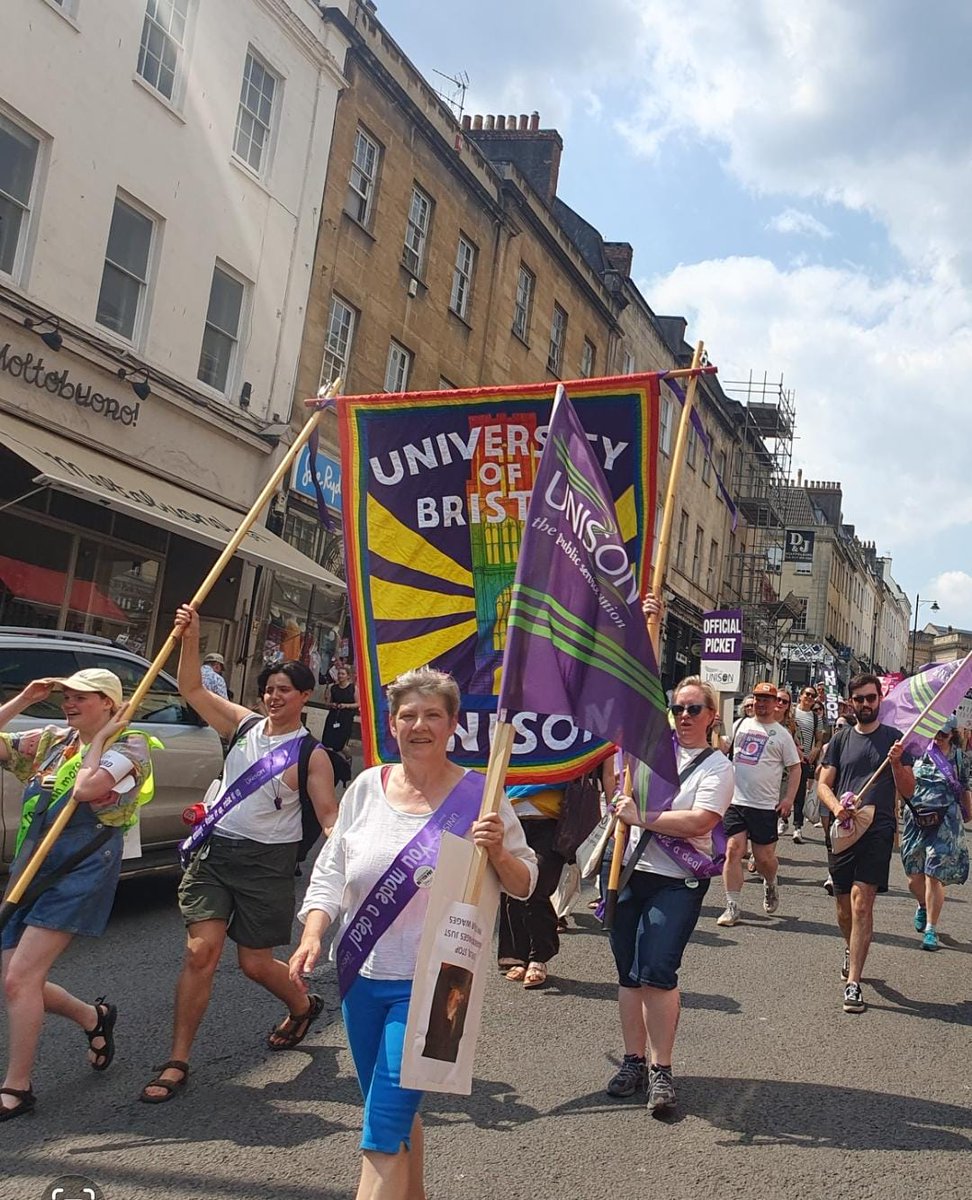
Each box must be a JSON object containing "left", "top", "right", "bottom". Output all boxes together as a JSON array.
[{"left": 378, "top": 0, "right": 972, "bottom": 634}]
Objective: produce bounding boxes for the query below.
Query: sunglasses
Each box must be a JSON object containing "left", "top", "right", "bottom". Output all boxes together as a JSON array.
[
  {"left": 851, "top": 693, "right": 880, "bottom": 705},
  {"left": 776, "top": 697, "right": 791, "bottom": 705},
  {"left": 670, "top": 703, "right": 706, "bottom": 717}
]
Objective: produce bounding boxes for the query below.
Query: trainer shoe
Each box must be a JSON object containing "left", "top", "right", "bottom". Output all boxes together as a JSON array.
[
  {"left": 922, "top": 927, "right": 940, "bottom": 951},
  {"left": 763, "top": 878, "right": 780, "bottom": 914},
  {"left": 792, "top": 826, "right": 804, "bottom": 844},
  {"left": 914, "top": 906, "right": 927, "bottom": 933},
  {"left": 823, "top": 875, "right": 834, "bottom": 896},
  {"left": 716, "top": 901, "right": 740, "bottom": 926},
  {"left": 840, "top": 947, "right": 850, "bottom": 981},
  {"left": 777, "top": 816, "right": 788, "bottom": 835},
  {"left": 607, "top": 1054, "right": 646, "bottom": 1098},
  {"left": 746, "top": 854, "right": 758, "bottom": 873},
  {"left": 646, "top": 1065, "right": 677, "bottom": 1115},
  {"left": 843, "top": 982, "right": 866, "bottom": 1013}
]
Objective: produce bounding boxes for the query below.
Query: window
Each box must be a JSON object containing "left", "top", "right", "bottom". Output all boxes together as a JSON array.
[
  {"left": 403, "top": 185, "right": 431, "bottom": 276},
  {"left": 692, "top": 524, "right": 704, "bottom": 582},
  {"left": 96, "top": 197, "right": 155, "bottom": 341},
  {"left": 675, "top": 509, "right": 689, "bottom": 571},
  {"left": 580, "top": 338, "right": 596, "bottom": 378},
  {"left": 622, "top": 348, "right": 635, "bottom": 375},
  {"left": 547, "top": 303, "right": 568, "bottom": 374},
  {"left": 0, "top": 114, "right": 40, "bottom": 278},
  {"left": 346, "top": 127, "right": 380, "bottom": 225},
  {"left": 702, "top": 440, "right": 712, "bottom": 485},
  {"left": 197, "top": 263, "right": 245, "bottom": 393},
  {"left": 686, "top": 424, "right": 698, "bottom": 470},
  {"left": 707, "top": 539, "right": 719, "bottom": 594},
  {"left": 717, "top": 449, "right": 728, "bottom": 483},
  {"left": 233, "top": 50, "right": 278, "bottom": 175},
  {"left": 792, "top": 597, "right": 808, "bottom": 632},
  {"left": 319, "top": 294, "right": 355, "bottom": 388},
  {"left": 653, "top": 497, "right": 664, "bottom": 562},
  {"left": 438, "top": 377, "right": 457, "bottom": 390},
  {"left": 450, "top": 235, "right": 476, "bottom": 320},
  {"left": 660, "top": 395, "right": 673, "bottom": 456},
  {"left": 384, "top": 340, "right": 411, "bottom": 392},
  {"left": 137, "top": 0, "right": 190, "bottom": 102},
  {"left": 512, "top": 264, "right": 535, "bottom": 341}
]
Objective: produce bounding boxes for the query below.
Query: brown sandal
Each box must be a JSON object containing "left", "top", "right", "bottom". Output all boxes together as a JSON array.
[
  {"left": 523, "top": 962, "right": 548, "bottom": 989},
  {"left": 504, "top": 965, "right": 527, "bottom": 982},
  {"left": 267, "top": 993, "right": 324, "bottom": 1051},
  {"left": 139, "top": 1060, "right": 189, "bottom": 1104}
]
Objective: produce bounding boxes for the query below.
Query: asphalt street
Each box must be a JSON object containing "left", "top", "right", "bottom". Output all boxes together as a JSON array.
[{"left": 2, "top": 826, "right": 971, "bottom": 1200}]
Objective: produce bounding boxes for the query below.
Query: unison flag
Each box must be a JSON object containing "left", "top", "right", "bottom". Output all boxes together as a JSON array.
[
  {"left": 498, "top": 386, "right": 677, "bottom": 809},
  {"left": 882, "top": 656, "right": 972, "bottom": 755}
]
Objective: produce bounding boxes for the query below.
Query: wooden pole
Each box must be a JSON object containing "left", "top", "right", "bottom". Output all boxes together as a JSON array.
[
  {"left": 463, "top": 720, "right": 516, "bottom": 905},
  {"left": 0, "top": 380, "right": 343, "bottom": 927},
  {"left": 602, "top": 343, "right": 705, "bottom": 929}
]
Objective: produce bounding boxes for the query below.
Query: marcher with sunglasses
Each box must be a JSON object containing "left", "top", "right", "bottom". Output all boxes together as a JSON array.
[
  {"left": 609, "top": 661, "right": 734, "bottom": 1116},
  {"left": 817, "top": 673, "right": 914, "bottom": 1013},
  {"left": 789, "top": 687, "right": 824, "bottom": 842},
  {"left": 718, "top": 682, "right": 801, "bottom": 926},
  {"left": 900, "top": 717, "right": 971, "bottom": 951}
]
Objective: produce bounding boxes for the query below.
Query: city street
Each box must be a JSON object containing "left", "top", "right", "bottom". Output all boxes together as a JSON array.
[{"left": 2, "top": 828, "right": 970, "bottom": 1200}]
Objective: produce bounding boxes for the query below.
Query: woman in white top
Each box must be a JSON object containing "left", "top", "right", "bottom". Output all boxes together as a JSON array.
[
  {"left": 607, "top": 666, "right": 734, "bottom": 1117},
  {"left": 290, "top": 667, "right": 536, "bottom": 1200}
]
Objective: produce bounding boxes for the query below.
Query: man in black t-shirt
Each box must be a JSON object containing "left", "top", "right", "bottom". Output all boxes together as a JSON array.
[{"left": 818, "top": 673, "right": 915, "bottom": 1015}]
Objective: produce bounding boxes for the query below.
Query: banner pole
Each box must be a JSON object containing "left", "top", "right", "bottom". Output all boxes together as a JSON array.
[
  {"left": 463, "top": 720, "right": 516, "bottom": 905},
  {"left": 0, "top": 379, "right": 343, "bottom": 929},
  {"left": 602, "top": 342, "right": 706, "bottom": 929}
]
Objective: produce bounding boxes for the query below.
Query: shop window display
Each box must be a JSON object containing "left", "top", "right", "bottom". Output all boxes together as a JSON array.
[{"left": 257, "top": 571, "right": 345, "bottom": 704}]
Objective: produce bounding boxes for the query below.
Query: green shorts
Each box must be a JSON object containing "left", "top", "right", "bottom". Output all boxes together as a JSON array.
[{"left": 178, "top": 834, "right": 299, "bottom": 948}]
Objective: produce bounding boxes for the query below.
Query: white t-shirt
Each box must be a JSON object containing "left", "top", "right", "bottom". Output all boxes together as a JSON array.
[
  {"left": 213, "top": 716, "right": 304, "bottom": 843},
  {"left": 299, "top": 765, "right": 538, "bottom": 981},
  {"left": 793, "top": 707, "right": 817, "bottom": 758},
  {"left": 731, "top": 717, "right": 801, "bottom": 809},
  {"left": 635, "top": 747, "right": 735, "bottom": 878}
]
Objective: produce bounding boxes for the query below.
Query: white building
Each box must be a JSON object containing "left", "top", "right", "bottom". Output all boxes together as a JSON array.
[{"left": 0, "top": 0, "right": 350, "bottom": 698}]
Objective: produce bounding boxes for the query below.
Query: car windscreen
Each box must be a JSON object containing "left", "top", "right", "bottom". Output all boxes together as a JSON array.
[
  {"left": 0, "top": 647, "right": 81, "bottom": 719},
  {"left": 73, "top": 652, "right": 201, "bottom": 726}
]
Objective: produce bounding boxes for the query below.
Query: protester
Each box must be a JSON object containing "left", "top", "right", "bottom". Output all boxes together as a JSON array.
[
  {"left": 817, "top": 672, "right": 915, "bottom": 1013},
  {"left": 900, "top": 718, "right": 971, "bottom": 950},
  {"left": 290, "top": 666, "right": 536, "bottom": 1200},
  {"left": 140, "top": 605, "right": 338, "bottom": 1103},
  {"left": 321, "top": 663, "right": 358, "bottom": 754},
  {"left": 0, "top": 670, "right": 151, "bottom": 1121},
  {"left": 720, "top": 694, "right": 754, "bottom": 755},
  {"left": 790, "top": 686, "right": 824, "bottom": 842},
  {"left": 201, "top": 652, "right": 228, "bottom": 700},
  {"left": 609, "top": 669, "right": 734, "bottom": 1115},
  {"left": 717, "top": 682, "right": 800, "bottom": 925}
]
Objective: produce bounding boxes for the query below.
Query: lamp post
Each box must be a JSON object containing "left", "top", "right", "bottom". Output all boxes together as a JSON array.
[{"left": 910, "top": 594, "right": 940, "bottom": 673}]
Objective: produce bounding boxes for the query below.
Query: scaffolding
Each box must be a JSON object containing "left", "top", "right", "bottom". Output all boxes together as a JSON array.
[{"left": 721, "top": 372, "right": 797, "bottom": 680}]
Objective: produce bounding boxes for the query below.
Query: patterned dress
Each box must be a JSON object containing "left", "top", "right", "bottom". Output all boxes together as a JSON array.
[{"left": 900, "top": 750, "right": 970, "bottom": 884}]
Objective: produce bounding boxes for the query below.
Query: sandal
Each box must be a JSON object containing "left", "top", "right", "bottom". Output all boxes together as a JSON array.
[
  {"left": 85, "top": 996, "right": 117, "bottom": 1072},
  {"left": 0, "top": 1086, "right": 36, "bottom": 1122},
  {"left": 139, "top": 1060, "right": 190, "bottom": 1104},
  {"left": 267, "top": 993, "right": 324, "bottom": 1051},
  {"left": 523, "top": 962, "right": 548, "bottom": 989},
  {"left": 504, "top": 965, "right": 527, "bottom": 982}
]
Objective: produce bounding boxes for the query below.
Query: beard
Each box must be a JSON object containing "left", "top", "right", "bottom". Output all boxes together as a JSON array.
[{"left": 856, "top": 705, "right": 878, "bottom": 723}]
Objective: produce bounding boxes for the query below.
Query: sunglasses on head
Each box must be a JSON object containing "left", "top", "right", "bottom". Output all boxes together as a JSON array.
[
  {"left": 670, "top": 703, "right": 706, "bottom": 717},
  {"left": 851, "top": 693, "right": 879, "bottom": 704}
]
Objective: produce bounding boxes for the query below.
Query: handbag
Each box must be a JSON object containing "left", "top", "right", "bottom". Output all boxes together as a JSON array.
[
  {"left": 902, "top": 797, "right": 944, "bottom": 833},
  {"left": 576, "top": 811, "right": 617, "bottom": 880},
  {"left": 553, "top": 772, "right": 602, "bottom": 861}
]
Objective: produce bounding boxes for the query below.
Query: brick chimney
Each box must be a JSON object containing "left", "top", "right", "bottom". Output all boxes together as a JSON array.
[
  {"left": 603, "top": 242, "right": 634, "bottom": 277},
  {"left": 465, "top": 111, "right": 563, "bottom": 204}
]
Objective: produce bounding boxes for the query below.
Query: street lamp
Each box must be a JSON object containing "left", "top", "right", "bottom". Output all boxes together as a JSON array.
[{"left": 910, "top": 594, "right": 940, "bottom": 672}]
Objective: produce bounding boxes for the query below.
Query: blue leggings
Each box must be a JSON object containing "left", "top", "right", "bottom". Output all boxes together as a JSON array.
[{"left": 342, "top": 976, "right": 423, "bottom": 1154}]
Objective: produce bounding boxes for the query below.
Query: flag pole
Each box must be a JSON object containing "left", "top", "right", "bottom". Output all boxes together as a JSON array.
[
  {"left": 602, "top": 343, "right": 706, "bottom": 929},
  {"left": 0, "top": 379, "right": 344, "bottom": 931}
]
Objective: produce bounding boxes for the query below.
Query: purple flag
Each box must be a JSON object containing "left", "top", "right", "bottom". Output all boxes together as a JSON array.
[
  {"left": 882, "top": 655, "right": 972, "bottom": 755},
  {"left": 498, "top": 387, "right": 677, "bottom": 814}
]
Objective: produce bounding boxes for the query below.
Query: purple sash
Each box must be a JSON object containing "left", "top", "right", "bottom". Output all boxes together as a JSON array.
[
  {"left": 336, "top": 770, "right": 483, "bottom": 998},
  {"left": 179, "top": 732, "right": 306, "bottom": 867},
  {"left": 928, "top": 745, "right": 963, "bottom": 801},
  {"left": 635, "top": 739, "right": 727, "bottom": 878}
]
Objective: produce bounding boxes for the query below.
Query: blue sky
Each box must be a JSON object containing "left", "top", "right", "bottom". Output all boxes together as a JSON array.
[{"left": 380, "top": 0, "right": 972, "bottom": 630}]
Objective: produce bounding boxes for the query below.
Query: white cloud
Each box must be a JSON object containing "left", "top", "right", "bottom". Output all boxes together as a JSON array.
[
  {"left": 928, "top": 572, "right": 972, "bottom": 629},
  {"left": 767, "top": 208, "right": 833, "bottom": 239}
]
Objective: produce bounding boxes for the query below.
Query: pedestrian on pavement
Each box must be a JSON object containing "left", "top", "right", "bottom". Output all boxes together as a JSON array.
[
  {"left": 0, "top": 670, "right": 152, "bottom": 1122},
  {"left": 139, "top": 605, "right": 338, "bottom": 1104},
  {"left": 608, "top": 669, "right": 734, "bottom": 1115},
  {"left": 900, "top": 718, "right": 972, "bottom": 950},
  {"left": 790, "top": 686, "right": 825, "bottom": 843},
  {"left": 817, "top": 672, "right": 915, "bottom": 1013},
  {"left": 290, "top": 666, "right": 536, "bottom": 1200},
  {"left": 717, "top": 681, "right": 801, "bottom": 926},
  {"left": 321, "top": 663, "right": 358, "bottom": 753},
  {"left": 201, "top": 651, "right": 228, "bottom": 700}
]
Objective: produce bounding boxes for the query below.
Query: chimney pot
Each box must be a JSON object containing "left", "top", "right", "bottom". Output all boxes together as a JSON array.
[
  {"left": 461, "top": 115, "right": 471, "bottom": 130},
  {"left": 508, "top": 114, "right": 517, "bottom": 130},
  {"left": 485, "top": 114, "right": 495, "bottom": 130},
  {"left": 496, "top": 115, "right": 506, "bottom": 130},
  {"left": 530, "top": 111, "right": 540, "bottom": 130},
  {"left": 519, "top": 113, "right": 528, "bottom": 130},
  {"left": 473, "top": 114, "right": 483, "bottom": 130}
]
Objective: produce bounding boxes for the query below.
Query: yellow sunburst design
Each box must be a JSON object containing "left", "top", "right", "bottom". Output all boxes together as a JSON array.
[{"left": 367, "top": 495, "right": 473, "bottom": 588}]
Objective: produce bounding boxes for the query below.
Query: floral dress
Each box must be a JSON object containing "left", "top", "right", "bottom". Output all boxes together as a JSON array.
[{"left": 900, "top": 750, "right": 970, "bottom": 884}]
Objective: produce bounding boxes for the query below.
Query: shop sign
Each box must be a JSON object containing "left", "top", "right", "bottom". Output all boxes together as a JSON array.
[
  {"left": 0, "top": 342, "right": 141, "bottom": 426},
  {"left": 701, "top": 607, "right": 743, "bottom": 691},
  {"left": 292, "top": 444, "right": 342, "bottom": 512},
  {"left": 784, "top": 529, "right": 815, "bottom": 564}
]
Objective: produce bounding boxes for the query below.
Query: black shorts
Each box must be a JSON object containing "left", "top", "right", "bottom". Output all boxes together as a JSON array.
[
  {"left": 828, "top": 825, "right": 895, "bottom": 895},
  {"left": 723, "top": 804, "right": 779, "bottom": 845}
]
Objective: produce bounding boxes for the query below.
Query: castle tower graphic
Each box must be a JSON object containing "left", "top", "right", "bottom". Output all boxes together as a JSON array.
[{"left": 466, "top": 411, "right": 538, "bottom": 695}]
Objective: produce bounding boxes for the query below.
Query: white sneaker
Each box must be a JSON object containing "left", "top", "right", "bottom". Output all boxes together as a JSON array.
[
  {"left": 717, "top": 902, "right": 740, "bottom": 927},
  {"left": 792, "top": 827, "right": 804, "bottom": 844},
  {"left": 763, "top": 879, "right": 780, "bottom": 914},
  {"left": 777, "top": 817, "right": 788, "bottom": 835}
]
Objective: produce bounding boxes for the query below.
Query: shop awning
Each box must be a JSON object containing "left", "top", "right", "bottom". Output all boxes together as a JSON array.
[
  {"left": 0, "top": 554, "right": 128, "bottom": 620},
  {"left": 0, "top": 411, "right": 345, "bottom": 592}
]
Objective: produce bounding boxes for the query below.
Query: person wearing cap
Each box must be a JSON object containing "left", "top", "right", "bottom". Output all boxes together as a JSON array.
[
  {"left": 0, "top": 669, "right": 151, "bottom": 1122},
  {"left": 717, "top": 681, "right": 801, "bottom": 927},
  {"left": 899, "top": 717, "right": 971, "bottom": 951},
  {"left": 201, "top": 652, "right": 228, "bottom": 700}
]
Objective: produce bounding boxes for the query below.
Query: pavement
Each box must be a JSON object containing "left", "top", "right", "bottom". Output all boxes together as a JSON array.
[{"left": 2, "top": 826, "right": 971, "bottom": 1200}]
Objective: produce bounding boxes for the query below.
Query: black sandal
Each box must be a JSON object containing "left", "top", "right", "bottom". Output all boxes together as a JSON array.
[
  {"left": 85, "top": 996, "right": 117, "bottom": 1072},
  {"left": 139, "top": 1060, "right": 190, "bottom": 1104},
  {"left": 267, "top": 993, "right": 324, "bottom": 1051},
  {"left": 0, "top": 1086, "right": 36, "bottom": 1122}
]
